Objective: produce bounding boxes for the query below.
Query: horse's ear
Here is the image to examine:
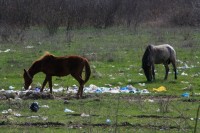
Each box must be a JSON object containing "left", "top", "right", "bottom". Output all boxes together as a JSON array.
[
  {"left": 24, "top": 69, "right": 27, "bottom": 73},
  {"left": 147, "top": 45, "right": 152, "bottom": 52}
]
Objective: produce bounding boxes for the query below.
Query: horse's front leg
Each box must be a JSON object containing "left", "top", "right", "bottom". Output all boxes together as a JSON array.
[
  {"left": 152, "top": 65, "right": 155, "bottom": 81},
  {"left": 40, "top": 75, "right": 48, "bottom": 92},
  {"left": 48, "top": 76, "right": 52, "bottom": 94},
  {"left": 164, "top": 65, "right": 169, "bottom": 80}
]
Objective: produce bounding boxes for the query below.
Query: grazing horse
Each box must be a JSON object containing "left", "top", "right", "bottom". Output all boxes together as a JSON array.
[
  {"left": 142, "top": 44, "right": 177, "bottom": 81},
  {"left": 23, "top": 52, "right": 91, "bottom": 98}
]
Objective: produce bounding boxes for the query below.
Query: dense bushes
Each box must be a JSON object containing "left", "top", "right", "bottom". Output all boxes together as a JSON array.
[{"left": 0, "top": 0, "right": 199, "bottom": 38}]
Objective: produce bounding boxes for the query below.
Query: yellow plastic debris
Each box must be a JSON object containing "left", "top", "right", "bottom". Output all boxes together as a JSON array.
[{"left": 153, "top": 86, "right": 167, "bottom": 92}]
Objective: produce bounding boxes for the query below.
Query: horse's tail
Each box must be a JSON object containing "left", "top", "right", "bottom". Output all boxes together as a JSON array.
[
  {"left": 167, "top": 45, "right": 176, "bottom": 63},
  {"left": 84, "top": 59, "right": 91, "bottom": 83}
]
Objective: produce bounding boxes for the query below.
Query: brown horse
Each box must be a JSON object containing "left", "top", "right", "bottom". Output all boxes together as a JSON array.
[
  {"left": 142, "top": 44, "right": 177, "bottom": 81},
  {"left": 23, "top": 52, "right": 91, "bottom": 98}
]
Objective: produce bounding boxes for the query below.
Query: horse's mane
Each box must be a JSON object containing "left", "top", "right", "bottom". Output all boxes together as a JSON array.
[
  {"left": 142, "top": 45, "right": 154, "bottom": 67},
  {"left": 29, "top": 52, "right": 54, "bottom": 71},
  {"left": 37, "top": 51, "right": 54, "bottom": 61}
]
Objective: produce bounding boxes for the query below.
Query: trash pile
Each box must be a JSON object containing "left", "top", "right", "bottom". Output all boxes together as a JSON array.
[
  {"left": 0, "top": 84, "right": 151, "bottom": 99},
  {"left": 0, "top": 83, "right": 198, "bottom": 100},
  {"left": 62, "top": 84, "right": 150, "bottom": 94}
]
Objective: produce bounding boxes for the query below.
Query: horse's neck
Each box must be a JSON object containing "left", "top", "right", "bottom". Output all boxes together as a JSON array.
[{"left": 28, "top": 61, "right": 41, "bottom": 77}]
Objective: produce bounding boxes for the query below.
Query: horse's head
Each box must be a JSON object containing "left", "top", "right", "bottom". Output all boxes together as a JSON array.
[
  {"left": 23, "top": 69, "right": 33, "bottom": 90},
  {"left": 142, "top": 45, "right": 153, "bottom": 82},
  {"left": 142, "top": 65, "right": 152, "bottom": 82}
]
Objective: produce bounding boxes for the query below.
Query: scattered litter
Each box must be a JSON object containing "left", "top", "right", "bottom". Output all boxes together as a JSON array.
[
  {"left": 9, "top": 86, "right": 15, "bottom": 90},
  {"left": 181, "top": 92, "right": 190, "bottom": 98},
  {"left": 34, "top": 87, "right": 40, "bottom": 92},
  {"left": 190, "top": 118, "right": 194, "bottom": 121},
  {"left": 119, "top": 85, "right": 149, "bottom": 94},
  {"left": 64, "top": 108, "right": 74, "bottom": 113},
  {"left": 95, "top": 88, "right": 103, "bottom": 93},
  {"left": 178, "top": 63, "right": 189, "bottom": 69},
  {"left": 30, "top": 102, "right": 39, "bottom": 112},
  {"left": 144, "top": 99, "right": 154, "bottom": 103},
  {"left": 138, "top": 83, "right": 145, "bottom": 87},
  {"left": 2, "top": 109, "right": 13, "bottom": 114},
  {"left": 120, "top": 87, "right": 130, "bottom": 93},
  {"left": 27, "top": 115, "right": 48, "bottom": 120},
  {"left": 64, "top": 100, "right": 70, "bottom": 104},
  {"left": 27, "top": 116, "right": 39, "bottom": 119},
  {"left": 81, "top": 113, "right": 90, "bottom": 117},
  {"left": 153, "top": 86, "right": 167, "bottom": 92},
  {"left": 2, "top": 110, "right": 8, "bottom": 114},
  {"left": 53, "top": 87, "right": 65, "bottom": 93},
  {"left": 54, "top": 84, "right": 59, "bottom": 86},
  {"left": 118, "top": 82, "right": 123, "bottom": 85},
  {"left": 194, "top": 93, "right": 200, "bottom": 96},
  {"left": 0, "top": 84, "right": 152, "bottom": 100},
  {"left": 7, "top": 116, "right": 14, "bottom": 121},
  {"left": 1, "top": 108, "right": 21, "bottom": 117},
  {"left": 8, "top": 109, "right": 13, "bottom": 114},
  {"left": 156, "top": 108, "right": 160, "bottom": 112},
  {"left": 182, "top": 84, "right": 192, "bottom": 91},
  {"left": 127, "top": 79, "right": 132, "bottom": 82},
  {"left": 40, "top": 105, "right": 49, "bottom": 108},
  {"left": 181, "top": 72, "right": 188, "bottom": 76},
  {"left": 181, "top": 81, "right": 189, "bottom": 84},
  {"left": 138, "top": 73, "right": 143, "bottom": 76},
  {"left": 14, "top": 113, "right": 22, "bottom": 117},
  {"left": 106, "top": 119, "right": 111, "bottom": 124},
  {"left": 25, "top": 46, "right": 34, "bottom": 49},
  {"left": 41, "top": 116, "right": 48, "bottom": 121},
  {"left": 0, "top": 49, "right": 11, "bottom": 53},
  {"left": 67, "top": 84, "right": 150, "bottom": 94},
  {"left": 140, "top": 89, "right": 150, "bottom": 94}
]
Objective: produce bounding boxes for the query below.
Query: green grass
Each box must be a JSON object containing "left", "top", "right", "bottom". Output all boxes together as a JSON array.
[
  {"left": 0, "top": 26, "right": 200, "bottom": 132},
  {"left": 0, "top": 94, "right": 199, "bottom": 132}
]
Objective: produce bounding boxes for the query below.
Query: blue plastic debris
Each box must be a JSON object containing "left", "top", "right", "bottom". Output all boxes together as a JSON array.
[
  {"left": 95, "top": 88, "right": 102, "bottom": 93},
  {"left": 181, "top": 92, "right": 190, "bottom": 98},
  {"left": 120, "top": 87, "right": 129, "bottom": 93},
  {"left": 34, "top": 87, "right": 40, "bottom": 92}
]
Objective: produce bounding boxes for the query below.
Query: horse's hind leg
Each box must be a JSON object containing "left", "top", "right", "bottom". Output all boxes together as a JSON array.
[
  {"left": 71, "top": 74, "right": 84, "bottom": 98},
  {"left": 172, "top": 62, "right": 177, "bottom": 79},
  {"left": 164, "top": 65, "right": 169, "bottom": 80}
]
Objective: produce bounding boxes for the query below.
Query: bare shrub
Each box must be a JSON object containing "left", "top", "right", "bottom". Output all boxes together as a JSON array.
[
  {"left": 0, "top": 23, "right": 12, "bottom": 42},
  {"left": 1, "top": 0, "right": 200, "bottom": 39},
  {"left": 88, "top": 0, "right": 121, "bottom": 28},
  {"left": 170, "top": 0, "right": 200, "bottom": 27},
  {"left": 157, "top": 96, "right": 172, "bottom": 114},
  {"left": 0, "top": 0, "right": 32, "bottom": 42}
]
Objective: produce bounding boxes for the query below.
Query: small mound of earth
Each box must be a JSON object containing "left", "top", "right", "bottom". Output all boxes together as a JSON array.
[
  {"left": 21, "top": 92, "right": 55, "bottom": 99},
  {"left": 0, "top": 91, "right": 54, "bottom": 100},
  {"left": 18, "top": 122, "right": 65, "bottom": 127}
]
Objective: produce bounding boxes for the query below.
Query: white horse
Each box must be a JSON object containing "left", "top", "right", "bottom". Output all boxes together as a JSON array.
[{"left": 142, "top": 44, "right": 177, "bottom": 81}]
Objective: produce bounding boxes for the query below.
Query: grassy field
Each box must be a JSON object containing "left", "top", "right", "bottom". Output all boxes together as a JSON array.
[{"left": 0, "top": 26, "right": 200, "bottom": 132}]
